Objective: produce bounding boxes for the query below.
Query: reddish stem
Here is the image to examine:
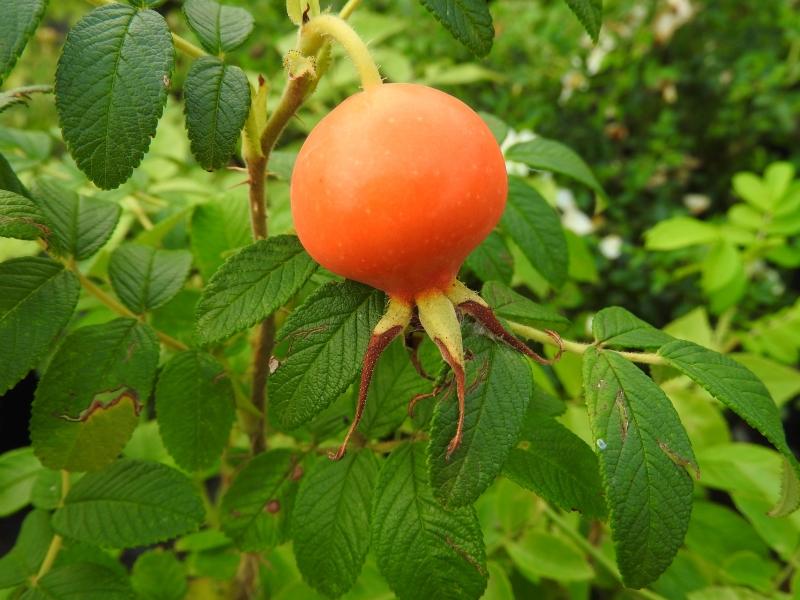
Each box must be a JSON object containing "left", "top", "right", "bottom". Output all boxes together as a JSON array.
[
  {"left": 329, "top": 325, "right": 404, "bottom": 460},
  {"left": 434, "top": 339, "right": 466, "bottom": 460}
]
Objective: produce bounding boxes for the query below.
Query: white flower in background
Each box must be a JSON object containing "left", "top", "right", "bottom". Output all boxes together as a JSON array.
[
  {"left": 501, "top": 128, "right": 537, "bottom": 176},
  {"left": 557, "top": 187, "right": 595, "bottom": 235},
  {"left": 654, "top": 0, "right": 695, "bottom": 44},
  {"left": 586, "top": 35, "right": 616, "bottom": 76},
  {"left": 599, "top": 234, "right": 623, "bottom": 260},
  {"left": 683, "top": 193, "right": 711, "bottom": 214}
]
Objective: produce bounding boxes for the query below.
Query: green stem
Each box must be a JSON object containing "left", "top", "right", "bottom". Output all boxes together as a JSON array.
[
  {"left": 508, "top": 322, "right": 667, "bottom": 365},
  {"left": 339, "top": 0, "right": 364, "bottom": 19},
  {"left": 34, "top": 471, "right": 70, "bottom": 583}
]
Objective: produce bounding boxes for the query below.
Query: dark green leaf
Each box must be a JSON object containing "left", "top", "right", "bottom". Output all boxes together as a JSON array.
[
  {"left": 593, "top": 306, "right": 673, "bottom": 350},
  {"left": 269, "top": 280, "right": 384, "bottom": 430},
  {"left": 155, "top": 351, "right": 235, "bottom": 471},
  {"left": 183, "top": 0, "right": 255, "bottom": 54},
  {"left": 130, "top": 550, "right": 187, "bottom": 600},
  {"left": 34, "top": 178, "right": 121, "bottom": 260},
  {"left": 506, "top": 137, "right": 606, "bottom": 199},
  {"left": 220, "top": 449, "right": 300, "bottom": 551},
  {"left": 52, "top": 459, "right": 204, "bottom": 547},
  {"left": 418, "top": 0, "right": 494, "bottom": 57},
  {"left": 30, "top": 318, "right": 159, "bottom": 472},
  {"left": 464, "top": 230, "right": 513, "bottom": 284},
  {"left": 429, "top": 331, "right": 532, "bottom": 507},
  {"left": 583, "top": 348, "right": 695, "bottom": 588},
  {"left": 55, "top": 4, "right": 174, "bottom": 189},
  {"left": 0, "top": 257, "right": 79, "bottom": 395},
  {"left": 0, "top": 447, "right": 42, "bottom": 516},
  {"left": 501, "top": 177, "right": 568, "bottom": 287},
  {"left": 563, "top": 0, "right": 602, "bottom": 43},
  {"left": 0, "top": 0, "right": 48, "bottom": 85},
  {"left": 481, "top": 280, "right": 569, "bottom": 330},
  {"left": 109, "top": 243, "right": 192, "bottom": 313},
  {"left": 0, "top": 189, "right": 50, "bottom": 240},
  {"left": 195, "top": 236, "right": 317, "bottom": 346},
  {"left": 0, "top": 509, "right": 52, "bottom": 588},
  {"left": 293, "top": 451, "right": 379, "bottom": 598},
  {"left": 479, "top": 112, "right": 509, "bottom": 145},
  {"left": 190, "top": 193, "right": 250, "bottom": 280},
  {"left": 372, "top": 443, "right": 487, "bottom": 600},
  {"left": 0, "top": 151, "right": 29, "bottom": 197},
  {"left": 20, "top": 562, "right": 134, "bottom": 600},
  {"left": 184, "top": 57, "right": 250, "bottom": 170},
  {"left": 503, "top": 418, "right": 606, "bottom": 518},
  {"left": 659, "top": 340, "right": 800, "bottom": 516}
]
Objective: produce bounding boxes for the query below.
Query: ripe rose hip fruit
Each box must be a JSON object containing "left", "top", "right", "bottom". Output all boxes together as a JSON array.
[{"left": 291, "top": 83, "right": 560, "bottom": 460}]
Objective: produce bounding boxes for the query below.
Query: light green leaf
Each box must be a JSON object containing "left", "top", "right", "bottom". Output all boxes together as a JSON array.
[
  {"left": 195, "top": 236, "right": 317, "bottom": 346},
  {"left": 501, "top": 177, "right": 568, "bottom": 287},
  {"left": 563, "top": 0, "right": 602, "bottom": 42},
  {"left": 52, "top": 459, "right": 204, "bottom": 547},
  {"left": 55, "top": 4, "right": 174, "bottom": 189},
  {"left": 644, "top": 217, "right": 719, "bottom": 251},
  {"left": 484, "top": 562, "right": 514, "bottom": 600},
  {"left": 155, "top": 351, "right": 235, "bottom": 471},
  {"left": 701, "top": 241, "right": 742, "bottom": 294},
  {"left": 0, "top": 509, "right": 52, "bottom": 588},
  {"left": 592, "top": 306, "right": 673, "bottom": 350},
  {"left": 109, "top": 243, "right": 192, "bottom": 313},
  {"left": 481, "top": 280, "right": 569, "bottom": 330},
  {"left": 731, "top": 353, "right": 800, "bottom": 407},
  {"left": 583, "top": 347, "right": 696, "bottom": 588},
  {"left": 503, "top": 418, "right": 606, "bottom": 519},
  {"left": 463, "top": 230, "right": 513, "bottom": 285},
  {"left": 0, "top": 190, "right": 50, "bottom": 240},
  {"left": 183, "top": 0, "right": 254, "bottom": 54},
  {"left": 687, "top": 586, "right": 772, "bottom": 600},
  {"left": 190, "top": 193, "right": 250, "bottom": 280},
  {"left": 293, "top": 451, "right": 378, "bottom": 598},
  {"left": 131, "top": 550, "right": 187, "bottom": 600},
  {"left": 372, "top": 443, "right": 487, "bottom": 600},
  {"left": 506, "top": 531, "right": 593, "bottom": 583},
  {"left": 34, "top": 178, "right": 121, "bottom": 260},
  {"left": 685, "top": 501, "right": 769, "bottom": 564},
  {"left": 0, "top": 0, "right": 48, "bottom": 85},
  {"left": 20, "top": 562, "right": 134, "bottom": 600},
  {"left": 0, "top": 257, "right": 79, "bottom": 395},
  {"left": 220, "top": 449, "right": 300, "bottom": 551},
  {"left": 184, "top": 57, "right": 250, "bottom": 170},
  {"left": 0, "top": 447, "right": 42, "bottom": 517},
  {"left": 765, "top": 162, "right": 795, "bottom": 204},
  {"left": 286, "top": 0, "right": 320, "bottom": 25},
  {"left": 733, "top": 172, "right": 771, "bottom": 211},
  {"left": 506, "top": 137, "right": 605, "bottom": 199},
  {"left": 429, "top": 331, "right": 532, "bottom": 506},
  {"left": 30, "top": 319, "right": 159, "bottom": 472},
  {"left": 418, "top": 0, "right": 493, "bottom": 56},
  {"left": 269, "top": 281, "right": 384, "bottom": 430},
  {"left": 659, "top": 339, "right": 800, "bottom": 516}
]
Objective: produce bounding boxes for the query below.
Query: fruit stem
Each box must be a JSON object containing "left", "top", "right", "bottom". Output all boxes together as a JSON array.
[{"left": 300, "top": 15, "right": 382, "bottom": 90}]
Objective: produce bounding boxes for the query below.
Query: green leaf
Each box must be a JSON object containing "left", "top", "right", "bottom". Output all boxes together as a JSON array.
[
  {"left": 195, "top": 236, "right": 317, "bottom": 346},
  {"left": 372, "top": 443, "right": 487, "bottom": 600},
  {"left": 155, "top": 350, "right": 235, "bottom": 471},
  {"left": 0, "top": 151, "right": 29, "bottom": 197},
  {"left": 184, "top": 57, "right": 250, "bottom": 171},
  {"left": 733, "top": 172, "right": 771, "bottom": 211},
  {"left": 0, "top": 190, "right": 50, "bottom": 240},
  {"left": 563, "top": 0, "right": 602, "bottom": 42},
  {"left": 481, "top": 281, "right": 569, "bottom": 330},
  {"left": 503, "top": 418, "right": 606, "bottom": 519},
  {"left": 52, "top": 459, "right": 204, "bottom": 547},
  {"left": 269, "top": 280, "right": 384, "bottom": 430},
  {"left": 418, "top": 0, "right": 494, "bottom": 57},
  {"left": 484, "top": 561, "right": 514, "bottom": 600},
  {"left": 20, "top": 562, "right": 134, "bottom": 600},
  {"left": 183, "top": 0, "right": 255, "bottom": 54},
  {"left": 506, "top": 531, "right": 593, "bottom": 583},
  {"left": 463, "top": 230, "right": 513, "bottom": 284},
  {"left": 220, "top": 449, "right": 300, "bottom": 551},
  {"left": 190, "top": 193, "right": 250, "bottom": 280},
  {"left": 583, "top": 347, "right": 696, "bottom": 588},
  {"left": 429, "top": 331, "right": 532, "bottom": 506},
  {"left": 109, "top": 243, "right": 192, "bottom": 313},
  {"left": 479, "top": 112, "right": 509, "bottom": 146},
  {"left": 130, "top": 550, "right": 187, "bottom": 600},
  {"left": 30, "top": 318, "right": 159, "bottom": 472},
  {"left": 293, "top": 451, "right": 379, "bottom": 598},
  {"left": 0, "top": 509, "right": 52, "bottom": 588},
  {"left": 34, "top": 179, "right": 121, "bottom": 260},
  {"left": 55, "top": 4, "right": 174, "bottom": 189},
  {"left": 701, "top": 241, "right": 742, "bottom": 294},
  {"left": 592, "top": 306, "right": 673, "bottom": 350},
  {"left": 0, "top": 0, "right": 48, "bottom": 85},
  {"left": 644, "top": 217, "right": 719, "bottom": 251},
  {"left": 505, "top": 137, "right": 605, "bottom": 199},
  {"left": 0, "top": 257, "right": 79, "bottom": 395},
  {"left": 659, "top": 339, "right": 800, "bottom": 516},
  {"left": 0, "top": 447, "right": 42, "bottom": 517},
  {"left": 501, "top": 177, "right": 568, "bottom": 287}
]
